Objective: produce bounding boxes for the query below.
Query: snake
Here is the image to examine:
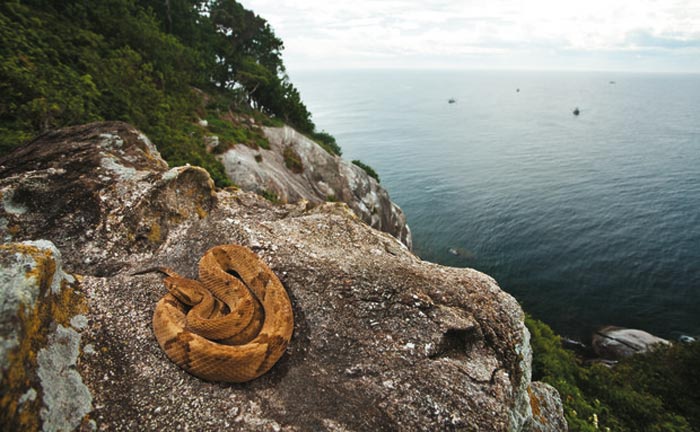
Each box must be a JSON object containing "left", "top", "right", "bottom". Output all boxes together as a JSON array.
[{"left": 137, "top": 245, "right": 294, "bottom": 383}]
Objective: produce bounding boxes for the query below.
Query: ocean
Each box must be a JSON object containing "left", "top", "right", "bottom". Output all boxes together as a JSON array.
[{"left": 291, "top": 69, "right": 700, "bottom": 341}]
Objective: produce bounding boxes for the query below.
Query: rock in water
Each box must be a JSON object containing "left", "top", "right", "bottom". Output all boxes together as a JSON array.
[
  {"left": 0, "top": 122, "right": 566, "bottom": 431},
  {"left": 592, "top": 326, "right": 671, "bottom": 360}
]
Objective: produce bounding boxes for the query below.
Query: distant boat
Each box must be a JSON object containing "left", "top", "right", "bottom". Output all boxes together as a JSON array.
[
  {"left": 516, "top": 88, "right": 520, "bottom": 92},
  {"left": 609, "top": 80, "right": 616, "bottom": 84},
  {"left": 448, "top": 98, "right": 456, "bottom": 104},
  {"left": 573, "top": 107, "right": 580, "bottom": 116}
]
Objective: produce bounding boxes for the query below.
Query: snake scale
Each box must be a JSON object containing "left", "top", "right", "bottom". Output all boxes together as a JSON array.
[{"left": 142, "top": 245, "right": 294, "bottom": 383}]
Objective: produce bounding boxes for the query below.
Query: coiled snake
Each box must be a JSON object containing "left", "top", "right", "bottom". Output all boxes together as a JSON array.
[{"left": 139, "top": 245, "right": 294, "bottom": 383}]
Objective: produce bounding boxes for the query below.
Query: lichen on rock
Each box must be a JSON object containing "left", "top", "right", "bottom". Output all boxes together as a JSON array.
[
  {"left": 37, "top": 325, "right": 93, "bottom": 432},
  {"left": 0, "top": 240, "right": 91, "bottom": 431}
]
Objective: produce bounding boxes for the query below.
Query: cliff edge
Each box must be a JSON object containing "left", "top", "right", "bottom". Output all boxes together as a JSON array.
[
  {"left": 218, "top": 124, "right": 412, "bottom": 248},
  {"left": 0, "top": 122, "right": 565, "bottom": 431}
]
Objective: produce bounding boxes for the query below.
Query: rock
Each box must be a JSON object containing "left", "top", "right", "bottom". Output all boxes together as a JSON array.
[
  {"left": 592, "top": 326, "right": 671, "bottom": 360},
  {"left": 0, "top": 122, "right": 565, "bottom": 431},
  {"left": 0, "top": 240, "right": 92, "bottom": 431},
  {"left": 524, "top": 382, "right": 568, "bottom": 432},
  {"left": 219, "top": 125, "right": 412, "bottom": 248}
]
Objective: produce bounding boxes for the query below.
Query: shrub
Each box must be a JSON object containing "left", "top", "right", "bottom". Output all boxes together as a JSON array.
[
  {"left": 526, "top": 315, "right": 698, "bottom": 431},
  {"left": 283, "top": 146, "right": 303, "bottom": 174},
  {"left": 352, "top": 160, "right": 380, "bottom": 183},
  {"left": 310, "top": 130, "right": 342, "bottom": 156}
]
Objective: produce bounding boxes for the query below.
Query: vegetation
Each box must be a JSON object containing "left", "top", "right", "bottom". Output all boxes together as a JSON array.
[
  {"left": 352, "top": 160, "right": 380, "bottom": 183},
  {"left": 526, "top": 315, "right": 700, "bottom": 431},
  {"left": 311, "top": 130, "right": 342, "bottom": 156},
  {"left": 0, "top": 0, "right": 338, "bottom": 186},
  {"left": 283, "top": 146, "right": 303, "bottom": 174}
]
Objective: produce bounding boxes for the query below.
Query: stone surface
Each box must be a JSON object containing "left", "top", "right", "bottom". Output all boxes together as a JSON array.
[
  {"left": 0, "top": 241, "right": 90, "bottom": 431},
  {"left": 524, "top": 382, "right": 568, "bottom": 432},
  {"left": 219, "top": 125, "right": 412, "bottom": 248},
  {"left": 0, "top": 122, "right": 566, "bottom": 431},
  {"left": 592, "top": 326, "right": 671, "bottom": 360}
]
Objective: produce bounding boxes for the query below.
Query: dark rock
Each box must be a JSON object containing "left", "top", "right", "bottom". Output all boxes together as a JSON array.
[{"left": 0, "top": 122, "right": 566, "bottom": 431}]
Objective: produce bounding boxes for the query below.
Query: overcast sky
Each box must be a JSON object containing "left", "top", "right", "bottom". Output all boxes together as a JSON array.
[{"left": 238, "top": 0, "right": 700, "bottom": 73}]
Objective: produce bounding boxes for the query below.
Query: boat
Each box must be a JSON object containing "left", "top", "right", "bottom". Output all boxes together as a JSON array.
[
  {"left": 448, "top": 98, "right": 456, "bottom": 104},
  {"left": 573, "top": 107, "right": 580, "bottom": 116}
]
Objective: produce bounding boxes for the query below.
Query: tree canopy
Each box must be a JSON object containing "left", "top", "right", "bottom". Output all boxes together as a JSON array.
[{"left": 0, "top": 0, "right": 328, "bottom": 185}]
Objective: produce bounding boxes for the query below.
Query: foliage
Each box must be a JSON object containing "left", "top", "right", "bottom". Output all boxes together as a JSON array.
[
  {"left": 205, "top": 114, "right": 269, "bottom": 151},
  {"left": 526, "top": 315, "right": 699, "bottom": 431},
  {"left": 259, "top": 189, "right": 278, "bottom": 203},
  {"left": 0, "top": 0, "right": 340, "bottom": 187},
  {"left": 352, "top": 160, "right": 380, "bottom": 183},
  {"left": 283, "top": 146, "right": 303, "bottom": 174},
  {"left": 311, "top": 130, "right": 342, "bottom": 156}
]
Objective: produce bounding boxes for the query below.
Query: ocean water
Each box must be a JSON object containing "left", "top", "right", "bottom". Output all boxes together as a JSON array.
[{"left": 291, "top": 69, "right": 700, "bottom": 341}]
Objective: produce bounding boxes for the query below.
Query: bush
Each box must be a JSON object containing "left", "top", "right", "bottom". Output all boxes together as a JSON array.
[
  {"left": 526, "top": 315, "right": 698, "bottom": 431},
  {"left": 310, "top": 130, "right": 342, "bottom": 156},
  {"left": 352, "top": 160, "right": 380, "bottom": 183},
  {"left": 283, "top": 146, "right": 303, "bottom": 174}
]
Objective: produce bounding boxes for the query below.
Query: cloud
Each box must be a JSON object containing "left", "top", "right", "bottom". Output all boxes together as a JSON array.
[
  {"left": 624, "top": 29, "right": 700, "bottom": 49},
  {"left": 239, "top": 0, "right": 700, "bottom": 72}
]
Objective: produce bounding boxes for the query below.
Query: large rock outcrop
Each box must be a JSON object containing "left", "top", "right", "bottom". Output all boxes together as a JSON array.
[
  {"left": 218, "top": 125, "right": 412, "bottom": 248},
  {"left": 0, "top": 122, "right": 565, "bottom": 431}
]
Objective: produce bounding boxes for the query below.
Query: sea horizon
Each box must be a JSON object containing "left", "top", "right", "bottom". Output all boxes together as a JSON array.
[{"left": 293, "top": 68, "right": 700, "bottom": 341}]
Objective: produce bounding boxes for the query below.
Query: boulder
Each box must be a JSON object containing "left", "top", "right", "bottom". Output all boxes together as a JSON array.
[
  {"left": 219, "top": 125, "right": 412, "bottom": 248},
  {"left": 592, "top": 326, "right": 670, "bottom": 360},
  {"left": 0, "top": 122, "right": 565, "bottom": 431}
]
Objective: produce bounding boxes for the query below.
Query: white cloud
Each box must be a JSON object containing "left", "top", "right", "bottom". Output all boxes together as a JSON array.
[{"left": 239, "top": 0, "right": 700, "bottom": 72}]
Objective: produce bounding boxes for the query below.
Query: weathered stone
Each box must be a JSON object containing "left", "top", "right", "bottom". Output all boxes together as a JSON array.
[
  {"left": 219, "top": 125, "right": 412, "bottom": 248},
  {"left": 0, "top": 240, "right": 91, "bottom": 431},
  {"left": 0, "top": 122, "right": 216, "bottom": 276},
  {"left": 524, "top": 382, "right": 568, "bottom": 432},
  {"left": 0, "top": 122, "right": 566, "bottom": 431},
  {"left": 592, "top": 326, "right": 670, "bottom": 360},
  {"left": 37, "top": 325, "right": 93, "bottom": 432}
]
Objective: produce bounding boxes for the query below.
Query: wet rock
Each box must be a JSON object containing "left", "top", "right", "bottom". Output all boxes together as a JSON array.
[
  {"left": 592, "top": 326, "right": 671, "bottom": 360},
  {"left": 0, "top": 122, "right": 566, "bottom": 431},
  {"left": 219, "top": 125, "right": 412, "bottom": 248}
]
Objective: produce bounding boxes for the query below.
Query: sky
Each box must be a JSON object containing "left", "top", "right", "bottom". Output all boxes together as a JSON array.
[{"left": 238, "top": 0, "right": 700, "bottom": 73}]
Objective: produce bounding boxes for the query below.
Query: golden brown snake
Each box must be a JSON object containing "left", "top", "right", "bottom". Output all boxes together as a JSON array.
[{"left": 140, "top": 245, "right": 294, "bottom": 383}]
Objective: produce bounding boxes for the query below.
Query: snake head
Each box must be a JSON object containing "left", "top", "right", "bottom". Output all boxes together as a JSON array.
[{"left": 164, "top": 277, "right": 206, "bottom": 306}]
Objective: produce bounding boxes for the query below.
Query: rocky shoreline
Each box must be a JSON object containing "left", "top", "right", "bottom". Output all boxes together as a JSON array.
[{"left": 0, "top": 122, "right": 566, "bottom": 431}]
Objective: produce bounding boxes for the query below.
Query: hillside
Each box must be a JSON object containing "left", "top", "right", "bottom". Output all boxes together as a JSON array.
[{"left": 0, "top": 0, "right": 340, "bottom": 186}]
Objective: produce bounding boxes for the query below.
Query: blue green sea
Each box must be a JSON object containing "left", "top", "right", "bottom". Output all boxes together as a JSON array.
[{"left": 293, "top": 69, "right": 700, "bottom": 341}]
